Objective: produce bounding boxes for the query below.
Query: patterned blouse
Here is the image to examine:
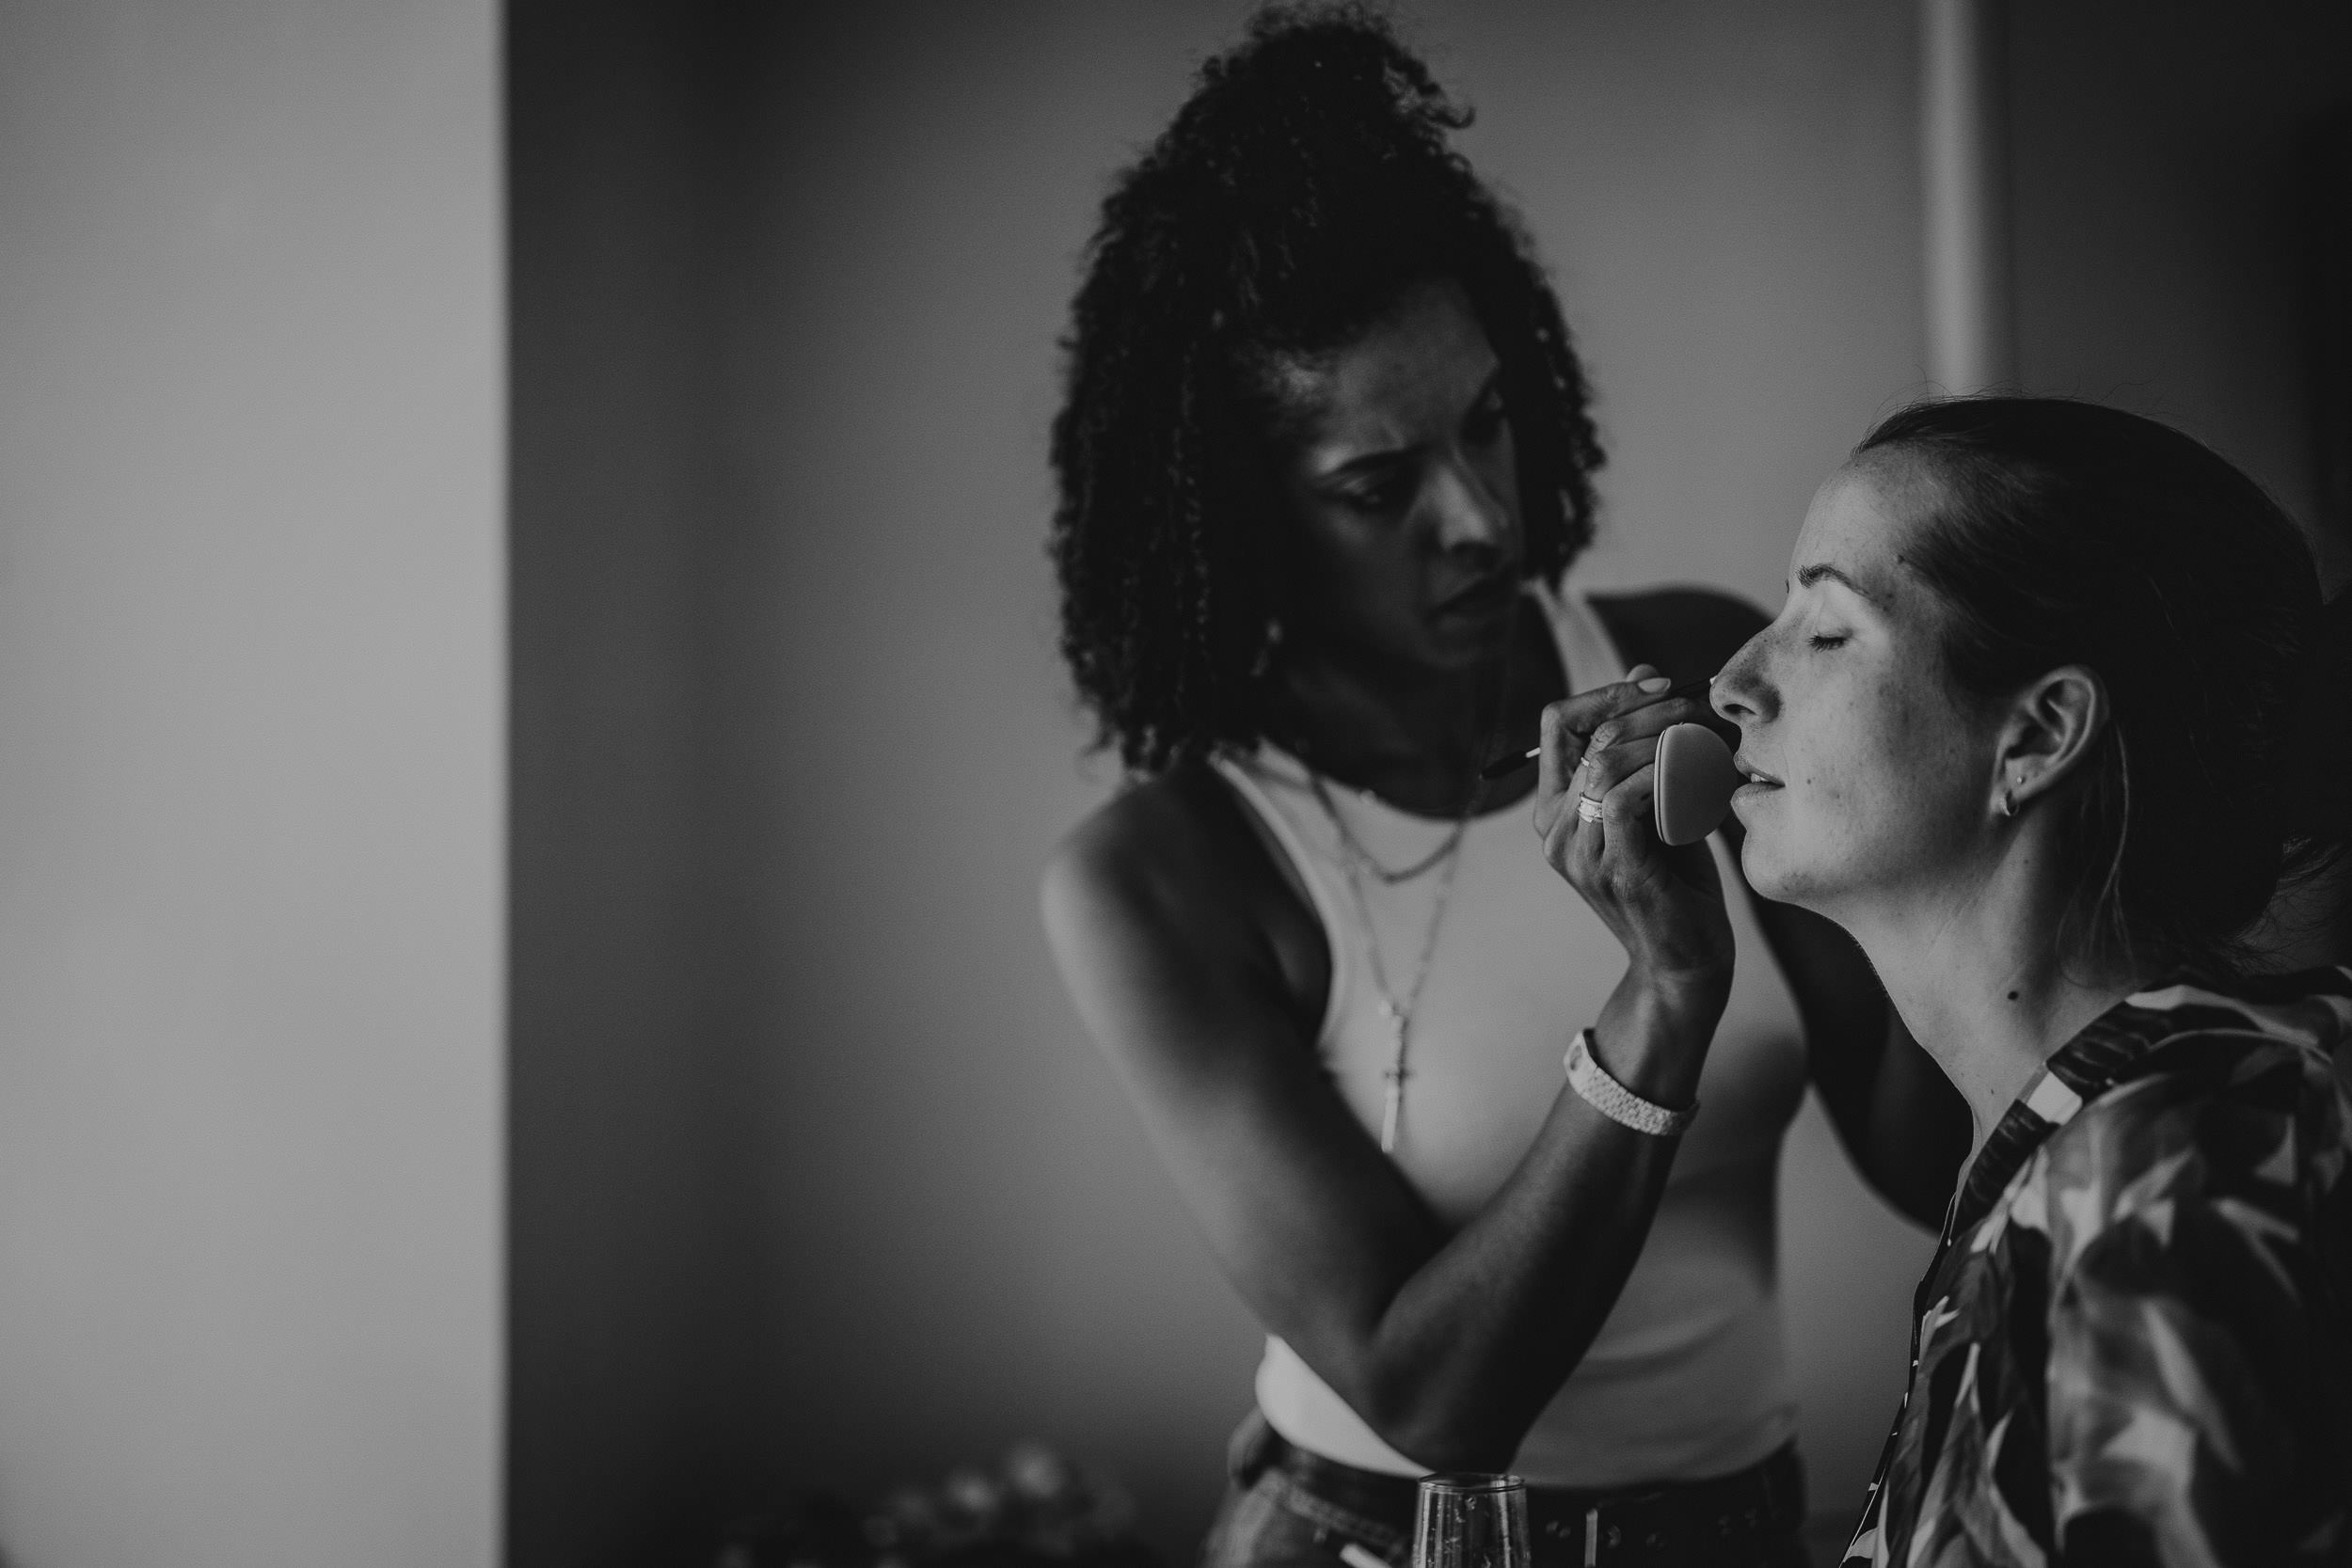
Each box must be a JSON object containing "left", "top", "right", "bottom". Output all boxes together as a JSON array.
[{"left": 1842, "top": 966, "right": 2352, "bottom": 1567}]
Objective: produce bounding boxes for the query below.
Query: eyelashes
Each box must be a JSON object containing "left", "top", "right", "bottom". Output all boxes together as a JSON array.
[
  {"left": 1338, "top": 478, "right": 1408, "bottom": 514},
  {"left": 1807, "top": 633, "right": 1848, "bottom": 651},
  {"left": 1322, "top": 398, "right": 1508, "bottom": 515}
]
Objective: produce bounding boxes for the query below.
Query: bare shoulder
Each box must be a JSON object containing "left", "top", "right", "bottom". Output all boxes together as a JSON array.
[
  {"left": 1586, "top": 586, "right": 1769, "bottom": 683},
  {"left": 1042, "top": 763, "right": 1253, "bottom": 938},
  {"left": 1041, "top": 759, "right": 1326, "bottom": 1050}
]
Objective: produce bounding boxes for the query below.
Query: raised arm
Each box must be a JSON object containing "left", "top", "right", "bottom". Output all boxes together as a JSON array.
[{"left": 1041, "top": 678, "right": 1726, "bottom": 1473}]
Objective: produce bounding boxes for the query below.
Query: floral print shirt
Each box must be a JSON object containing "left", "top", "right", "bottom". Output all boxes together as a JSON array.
[{"left": 1843, "top": 967, "right": 2352, "bottom": 1567}]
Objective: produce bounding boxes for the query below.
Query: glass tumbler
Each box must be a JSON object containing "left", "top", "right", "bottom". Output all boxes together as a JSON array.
[{"left": 1410, "top": 1473, "right": 1529, "bottom": 1568}]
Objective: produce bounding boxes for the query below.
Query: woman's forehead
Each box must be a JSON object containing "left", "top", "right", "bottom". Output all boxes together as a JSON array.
[
  {"left": 1279, "top": 281, "right": 1494, "bottom": 446},
  {"left": 1794, "top": 467, "right": 1920, "bottom": 574},
  {"left": 1786, "top": 466, "right": 1950, "bottom": 628}
]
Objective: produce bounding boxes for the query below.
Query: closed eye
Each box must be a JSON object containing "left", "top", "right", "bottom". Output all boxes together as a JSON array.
[
  {"left": 1808, "top": 633, "right": 1848, "bottom": 650},
  {"left": 1335, "top": 474, "right": 1411, "bottom": 514}
]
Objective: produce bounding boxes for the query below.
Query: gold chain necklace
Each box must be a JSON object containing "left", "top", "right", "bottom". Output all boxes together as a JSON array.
[
  {"left": 1287, "top": 625, "right": 1519, "bottom": 1153},
  {"left": 1308, "top": 777, "right": 1474, "bottom": 1153},
  {"left": 1307, "top": 770, "right": 1470, "bottom": 882}
]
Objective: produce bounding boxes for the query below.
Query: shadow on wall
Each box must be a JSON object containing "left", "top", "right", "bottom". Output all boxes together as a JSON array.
[
  {"left": 2009, "top": 1, "right": 2352, "bottom": 583},
  {"left": 508, "top": 4, "right": 2352, "bottom": 1566}
]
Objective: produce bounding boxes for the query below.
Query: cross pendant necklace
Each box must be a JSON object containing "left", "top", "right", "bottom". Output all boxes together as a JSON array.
[
  {"left": 1377, "top": 999, "right": 1410, "bottom": 1152},
  {"left": 1327, "top": 828, "right": 1466, "bottom": 1154},
  {"left": 1290, "top": 628, "right": 1513, "bottom": 1154}
]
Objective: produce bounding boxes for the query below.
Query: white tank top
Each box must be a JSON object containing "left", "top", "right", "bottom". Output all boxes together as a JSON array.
[{"left": 1210, "top": 584, "right": 1808, "bottom": 1487}]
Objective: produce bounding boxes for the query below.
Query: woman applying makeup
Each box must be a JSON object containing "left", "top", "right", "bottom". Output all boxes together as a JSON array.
[
  {"left": 1673, "top": 397, "right": 2352, "bottom": 1563},
  {"left": 1040, "top": 11, "right": 1964, "bottom": 1564}
]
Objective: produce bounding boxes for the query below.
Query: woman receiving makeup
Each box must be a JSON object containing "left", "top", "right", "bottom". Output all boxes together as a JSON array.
[
  {"left": 1633, "top": 396, "right": 2351, "bottom": 1563},
  {"left": 1041, "top": 10, "right": 1965, "bottom": 1565}
]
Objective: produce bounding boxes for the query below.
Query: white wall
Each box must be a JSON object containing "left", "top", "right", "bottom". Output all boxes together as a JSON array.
[{"left": 0, "top": 4, "right": 501, "bottom": 1565}]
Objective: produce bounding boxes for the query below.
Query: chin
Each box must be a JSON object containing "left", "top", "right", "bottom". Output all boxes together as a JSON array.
[
  {"left": 1735, "top": 820, "right": 1831, "bottom": 911},
  {"left": 1418, "top": 625, "right": 1511, "bottom": 672},
  {"left": 1736, "top": 833, "right": 1789, "bottom": 902},
  {"left": 1431, "top": 641, "right": 1507, "bottom": 674}
]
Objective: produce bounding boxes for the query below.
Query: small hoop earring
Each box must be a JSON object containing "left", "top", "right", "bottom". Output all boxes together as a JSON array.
[
  {"left": 1250, "top": 615, "right": 1284, "bottom": 682},
  {"left": 1999, "top": 787, "right": 2017, "bottom": 819}
]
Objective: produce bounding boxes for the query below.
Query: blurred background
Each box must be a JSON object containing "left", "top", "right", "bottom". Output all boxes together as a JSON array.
[{"left": 1, "top": 3, "right": 2347, "bottom": 1566}]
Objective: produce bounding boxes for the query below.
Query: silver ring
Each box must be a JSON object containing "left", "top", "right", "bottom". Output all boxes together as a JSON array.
[{"left": 1575, "top": 794, "right": 1607, "bottom": 825}]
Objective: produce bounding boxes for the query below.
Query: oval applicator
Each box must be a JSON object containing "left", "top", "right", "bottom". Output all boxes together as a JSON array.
[{"left": 1653, "top": 722, "right": 1744, "bottom": 846}]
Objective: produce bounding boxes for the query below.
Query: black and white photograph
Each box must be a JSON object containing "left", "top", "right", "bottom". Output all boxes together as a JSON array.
[{"left": 3, "top": 3, "right": 2350, "bottom": 1566}]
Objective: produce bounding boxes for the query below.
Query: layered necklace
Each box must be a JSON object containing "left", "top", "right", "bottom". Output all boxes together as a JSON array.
[
  {"left": 1307, "top": 770, "right": 1474, "bottom": 1151},
  {"left": 1294, "top": 651, "right": 1514, "bottom": 1155}
]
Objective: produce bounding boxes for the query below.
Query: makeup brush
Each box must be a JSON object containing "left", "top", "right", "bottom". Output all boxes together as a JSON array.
[{"left": 1477, "top": 674, "right": 1715, "bottom": 781}]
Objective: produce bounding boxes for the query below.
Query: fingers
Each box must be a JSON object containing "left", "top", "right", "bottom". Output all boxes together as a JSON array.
[
  {"left": 1535, "top": 696, "right": 1568, "bottom": 803},
  {"left": 1597, "top": 759, "right": 1656, "bottom": 838},
  {"left": 1539, "top": 664, "right": 1660, "bottom": 860},
  {"left": 1532, "top": 700, "right": 1584, "bottom": 857},
  {"left": 1544, "top": 666, "right": 1671, "bottom": 739},
  {"left": 1545, "top": 757, "right": 1660, "bottom": 903},
  {"left": 1581, "top": 721, "right": 1660, "bottom": 801},
  {"left": 1537, "top": 664, "right": 1718, "bottom": 868},
  {"left": 1569, "top": 757, "right": 1654, "bottom": 848},
  {"left": 1586, "top": 697, "right": 1699, "bottom": 754},
  {"left": 1538, "top": 665, "right": 1710, "bottom": 754}
]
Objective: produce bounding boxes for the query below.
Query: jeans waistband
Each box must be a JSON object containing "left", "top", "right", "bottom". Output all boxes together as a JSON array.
[{"left": 1232, "top": 1414, "right": 1806, "bottom": 1566}]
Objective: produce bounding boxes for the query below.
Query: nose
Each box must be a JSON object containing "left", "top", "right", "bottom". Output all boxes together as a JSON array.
[
  {"left": 1710, "top": 629, "right": 1773, "bottom": 726},
  {"left": 1428, "top": 453, "right": 1511, "bottom": 556}
]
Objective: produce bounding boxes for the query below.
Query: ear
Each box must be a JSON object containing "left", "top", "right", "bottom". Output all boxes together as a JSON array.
[{"left": 1993, "top": 664, "right": 2108, "bottom": 816}]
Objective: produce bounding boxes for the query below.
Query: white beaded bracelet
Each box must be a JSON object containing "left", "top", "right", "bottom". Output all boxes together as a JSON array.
[{"left": 1564, "top": 1029, "right": 1698, "bottom": 1137}]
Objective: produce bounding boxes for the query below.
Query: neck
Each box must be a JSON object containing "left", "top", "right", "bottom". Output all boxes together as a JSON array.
[
  {"left": 1282, "top": 650, "right": 1486, "bottom": 766},
  {"left": 1271, "top": 610, "right": 1545, "bottom": 815},
  {"left": 1832, "top": 819, "right": 2141, "bottom": 1179}
]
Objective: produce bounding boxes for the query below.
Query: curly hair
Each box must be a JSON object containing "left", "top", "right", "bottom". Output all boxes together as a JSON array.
[{"left": 1048, "top": 5, "right": 1605, "bottom": 775}]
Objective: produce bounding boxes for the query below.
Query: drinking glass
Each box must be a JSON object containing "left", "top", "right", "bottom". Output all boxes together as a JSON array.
[{"left": 1410, "top": 1473, "right": 1529, "bottom": 1568}]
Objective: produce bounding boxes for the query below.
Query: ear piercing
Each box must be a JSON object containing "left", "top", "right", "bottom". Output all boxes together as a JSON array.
[{"left": 1250, "top": 615, "right": 1284, "bottom": 681}]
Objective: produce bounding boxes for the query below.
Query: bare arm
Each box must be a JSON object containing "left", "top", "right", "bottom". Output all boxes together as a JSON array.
[{"left": 1041, "top": 678, "right": 1727, "bottom": 1471}]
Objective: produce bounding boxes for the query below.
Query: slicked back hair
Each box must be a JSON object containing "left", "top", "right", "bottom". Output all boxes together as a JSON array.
[{"left": 1859, "top": 396, "right": 2328, "bottom": 980}]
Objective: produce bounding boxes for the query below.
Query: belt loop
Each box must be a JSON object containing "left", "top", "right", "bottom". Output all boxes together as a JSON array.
[
  {"left": 1226, "top": 1409, "right": 1282, "bottom": 1488},
  {"left": 1582, "top": 1506, "right": 1599, "bottom": 1568}
]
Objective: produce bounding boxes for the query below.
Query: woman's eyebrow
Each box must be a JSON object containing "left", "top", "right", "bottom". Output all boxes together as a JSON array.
[
  {"left": 1316, "top": 446, "right": 1410, "bottom": 483},
  {"left": 1792, "top": 562, "right": 1886, "bottom": 608},
  {"left": 1309, "top": 367, "right": 1501, "bottom": 482}
]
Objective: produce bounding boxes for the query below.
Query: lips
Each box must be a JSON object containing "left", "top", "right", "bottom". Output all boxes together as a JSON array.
[
  {"left": 1434, "top": 575, "right": 1517, "bottom": 618},
  {"left": 1732, "top": 754, "right": 1782, "bottom": 789}
]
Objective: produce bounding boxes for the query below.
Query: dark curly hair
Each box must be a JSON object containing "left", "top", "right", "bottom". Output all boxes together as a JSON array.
[
  {"left": 1858, "top": 396, "right": 2332, "bottom": 981},
  {"left": 1048, "top": 5, "right": 1605, "bottom": 775}
]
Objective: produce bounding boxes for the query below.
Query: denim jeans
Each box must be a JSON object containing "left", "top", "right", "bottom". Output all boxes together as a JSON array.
[{"left": 1199, "top": 1412, "right": 1810, "bottom": 1568}]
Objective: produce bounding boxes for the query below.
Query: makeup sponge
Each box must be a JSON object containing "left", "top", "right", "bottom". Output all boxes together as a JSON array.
[{"left": 1654, "top": 723, "right": 1742, "bottom": 847}]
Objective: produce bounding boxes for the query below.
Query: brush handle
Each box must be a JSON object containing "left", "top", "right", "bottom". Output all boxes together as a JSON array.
[{"left": 1477, "top": 675, "right": 1715, "bottom": 781}]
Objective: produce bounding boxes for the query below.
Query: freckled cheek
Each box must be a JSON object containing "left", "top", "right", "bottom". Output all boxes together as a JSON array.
[
  {"left": 1785, "top": 701, "right": 1907, "bottom": 845},
  {"left": 1858, "top": 696, "right": 1970, "bottom": 841}
]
